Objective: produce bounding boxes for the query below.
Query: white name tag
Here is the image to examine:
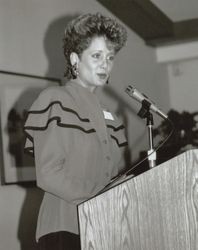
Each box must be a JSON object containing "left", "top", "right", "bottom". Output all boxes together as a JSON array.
[{"left": 103, "top": 111, "right": 114, "bottom": 120}]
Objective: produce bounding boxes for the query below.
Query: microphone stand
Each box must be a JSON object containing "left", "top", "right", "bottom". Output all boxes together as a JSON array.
[{"left": 137, "top": 100, "right": 156, "bottom": 168}]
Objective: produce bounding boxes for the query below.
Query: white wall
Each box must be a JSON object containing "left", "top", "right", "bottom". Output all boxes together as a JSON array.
[
  {"left": 156, "top": 41, "right": 198, "bottom": 113},
  {"left": 167, "top": 59, "right": 198, "bottom": 112},
  {"left": 0, "top": 0, "right": 170, "bottom": 249}
]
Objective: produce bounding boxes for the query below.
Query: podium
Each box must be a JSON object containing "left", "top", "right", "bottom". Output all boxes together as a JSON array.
[{"left": 78, "top": 149, "right": 198, "bottom": 250}]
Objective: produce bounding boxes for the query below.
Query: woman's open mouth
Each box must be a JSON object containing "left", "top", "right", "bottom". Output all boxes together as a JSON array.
[{"left": 97, "top": 73, "right": 107, "bottom": 80}]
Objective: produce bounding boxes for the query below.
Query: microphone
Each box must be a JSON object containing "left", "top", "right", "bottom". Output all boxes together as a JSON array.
[{"left": 125, "top": 85, "right": 168, "bottom": 120}]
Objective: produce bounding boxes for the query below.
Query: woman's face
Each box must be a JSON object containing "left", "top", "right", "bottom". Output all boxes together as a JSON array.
[{"left": 75, "top": 36, "right": 115, "bottom": 91}]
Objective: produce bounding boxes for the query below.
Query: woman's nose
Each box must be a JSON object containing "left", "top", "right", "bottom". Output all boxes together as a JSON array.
[{"left": 100, "top": 58, "right": 108, "bottom": 69}]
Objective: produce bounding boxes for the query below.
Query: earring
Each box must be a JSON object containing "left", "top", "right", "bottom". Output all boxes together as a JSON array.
[
  {"left": 106, "top": 76, "right": 110, "bottom": 84},
  {"left": 71, "top": 63, "right": 79, "bottom": 79}
]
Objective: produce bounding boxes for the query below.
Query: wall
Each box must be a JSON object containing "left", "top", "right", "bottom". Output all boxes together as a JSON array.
[
  {"left": 167, "top": 59, "right": 198, "bottom": 112},
  {"left": 0, "top": 0, "right": 170, "bottom": 249},
  {"left": 156, "top": 41, "right": 198, "bottom": 113}
]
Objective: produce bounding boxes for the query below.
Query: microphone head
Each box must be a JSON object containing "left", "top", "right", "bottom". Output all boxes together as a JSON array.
[
  {"left": 125, "top": 85, "right": 144, "bottom": 103},
  {"left": 125, "top": 85, "right": 168, "bottom": 120},
  {"left": 125, "top": 85, "right": 134, "bottom": 95}
]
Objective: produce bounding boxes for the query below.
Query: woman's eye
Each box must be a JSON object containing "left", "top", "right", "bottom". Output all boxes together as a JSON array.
[
  {"left": 92, "top": 53, "right": 101, "bottom": 59},
  {"left": 108, "top": 55, "right": 115, "bottom": 61}
]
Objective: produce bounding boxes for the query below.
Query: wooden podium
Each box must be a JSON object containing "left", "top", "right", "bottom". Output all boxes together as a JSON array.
[{"left": 78, "top": 149, "right": 198, "bottom": 250}]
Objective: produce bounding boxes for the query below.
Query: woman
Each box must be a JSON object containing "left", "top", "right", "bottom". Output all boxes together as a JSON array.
[{"left": 24, "top": 12, "right": 128, "bottom": 250}]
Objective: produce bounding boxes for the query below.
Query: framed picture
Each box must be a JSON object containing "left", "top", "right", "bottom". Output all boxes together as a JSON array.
[{"left": 0, "top": 71, "right": 60, "bottom": 184}]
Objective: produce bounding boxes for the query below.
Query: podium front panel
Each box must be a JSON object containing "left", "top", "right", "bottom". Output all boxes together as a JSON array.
[{"left": 78, "top": 149, "right": 198, "bottom": 250}]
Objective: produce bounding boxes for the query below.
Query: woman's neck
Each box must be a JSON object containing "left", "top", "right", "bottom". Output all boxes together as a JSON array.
[{"left": 71, "top": 78, "right": 96, "bottom": 93}]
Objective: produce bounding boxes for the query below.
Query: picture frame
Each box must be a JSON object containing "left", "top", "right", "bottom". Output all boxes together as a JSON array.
[{"left": 0, "top": 71, "right": 61, "bottom": 184}]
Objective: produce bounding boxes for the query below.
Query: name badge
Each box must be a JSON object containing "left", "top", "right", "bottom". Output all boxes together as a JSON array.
[{"left": 103, "top": 110, "right": 114, "bottom": 120}]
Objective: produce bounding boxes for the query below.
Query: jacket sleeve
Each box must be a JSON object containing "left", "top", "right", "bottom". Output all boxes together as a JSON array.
[{"left": 24, "top": 89, "right": 97, "bottom": 204}]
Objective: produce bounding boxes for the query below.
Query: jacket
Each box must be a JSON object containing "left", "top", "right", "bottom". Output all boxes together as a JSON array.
[{"left": 24, "top": 81, "right": 127, "bottom": 241}]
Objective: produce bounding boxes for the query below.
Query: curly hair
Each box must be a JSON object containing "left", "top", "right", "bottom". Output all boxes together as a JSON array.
[{"left": 63, "top": 13, "right": 127, "bottom": 79}]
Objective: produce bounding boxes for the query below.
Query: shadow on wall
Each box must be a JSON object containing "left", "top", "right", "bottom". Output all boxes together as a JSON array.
[
  {"left": 17, "top": 183, "right": 43, "bottom": 250},
  {"left": 6, "top": 87, "right": 47, "bottom": 174},
  {"left": 16, "top": 14, "right": 80, "bottom": 250},
  {"left": 44, "top": 13, "right": 80, "bottom": 83}
]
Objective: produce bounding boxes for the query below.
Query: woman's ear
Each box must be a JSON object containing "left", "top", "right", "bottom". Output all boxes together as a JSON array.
[
  {"left": 70, "top": 52, "right": 80, "bottom": 78},
  {"left": 70, "top": 52, "right": 79, "bottom": 66}
]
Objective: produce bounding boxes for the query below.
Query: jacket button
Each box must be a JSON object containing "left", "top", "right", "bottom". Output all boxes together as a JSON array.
[
  {"left": 103, "top": 139, "right": 107, "bottom": 144},
  {"left": 105, "top": 172, "right": 110, "bottom": 177}
]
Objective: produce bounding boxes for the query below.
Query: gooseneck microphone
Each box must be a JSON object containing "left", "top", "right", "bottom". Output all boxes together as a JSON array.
[{"left": 125, "top": 85, "right": 168, "bottom": 120}]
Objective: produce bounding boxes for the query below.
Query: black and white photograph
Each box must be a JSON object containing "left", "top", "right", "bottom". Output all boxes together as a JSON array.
[{"left": 0, "top": 1, "right": 198, "bottom": 250}]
